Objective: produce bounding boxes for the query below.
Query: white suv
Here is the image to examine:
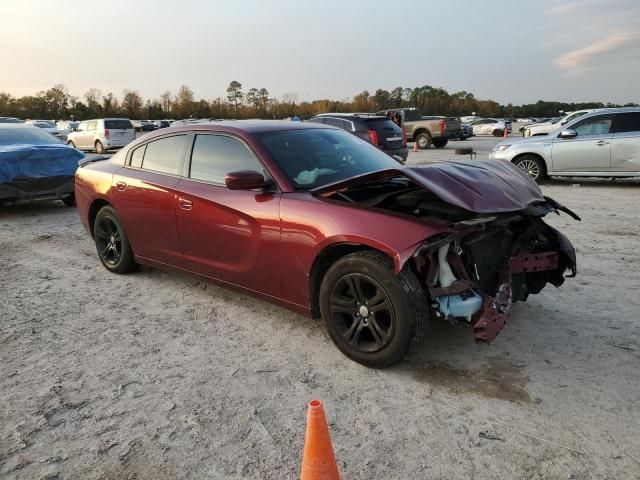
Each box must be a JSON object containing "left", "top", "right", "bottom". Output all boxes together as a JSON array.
[
  {"left": 523, "top": 110, "right": 595, "bottom": 137},
  {"left": 489, "top": 108, "right": 640, "bottom": 182},
  {"left": 67, "top": 118, "right": 135, "bottom": 153}
]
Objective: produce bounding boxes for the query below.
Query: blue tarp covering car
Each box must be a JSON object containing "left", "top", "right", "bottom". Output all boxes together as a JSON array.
[{"left": 0, "top": 124, "right": 85, "bottom": 204}]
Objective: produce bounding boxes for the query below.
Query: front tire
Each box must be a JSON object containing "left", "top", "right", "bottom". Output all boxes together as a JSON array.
[
  {"left": 93, "top": 205, "right": 137, "bottom": 274},
  {"left": 319, "top": 251, "right": 429, "bottom": 368},
  {"left": 95, "top": 140, "right": 106, "bottom": 154},
  {"left": 513, "top": 155, "right": 547, "bottom": 183},
  {"left": 493, "top": 129, "right": 504, "bottom": 137},
  {"left": 415, "top": 132, "right": 432, "bottom": 150},
  {"left": 432, "top": 138, "right": 448, "bottom": 149}
]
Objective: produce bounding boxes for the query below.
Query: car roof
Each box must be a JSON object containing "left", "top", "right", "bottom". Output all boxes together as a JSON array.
[
  {"left": 134, "top": 120, "right": 335, "bottom": 140},
  {"left": 0, "top": 123, "right": 39, "bottom": 130},
  {"left": 313, "top": 113, "right": 389, "bottom": 120}
]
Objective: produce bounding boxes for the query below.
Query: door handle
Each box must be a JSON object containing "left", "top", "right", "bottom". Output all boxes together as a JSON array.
[
  {"left": 116, "top": 181, "right": 127, "bottom": 191},
  {"left": 178, "top": 197, "right": 193, "bottom": 210},
  {"left": 596, "top": 140, "right": 610, "bottom": 146}
]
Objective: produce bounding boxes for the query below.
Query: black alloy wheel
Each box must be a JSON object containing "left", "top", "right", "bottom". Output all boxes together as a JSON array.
[{"left": 329, "top": 273, "right": 395, "bottom": 353}]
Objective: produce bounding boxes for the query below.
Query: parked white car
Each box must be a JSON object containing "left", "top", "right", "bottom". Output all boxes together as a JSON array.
[
  {"left": 489, "top": 108, "right": 640, "bottom": 182},
  {"left": 470, "top": 118, "right": 512, "bottom": 136},
  {"left": 25, "top": 120, "right": 65, "bottom": 141},
  {"left": 460, "top": 115, "right": 481, "bottom": 123},
  {"left": 67, "top": 118, "right": 135, "bottom": 153},
  {"left": 523, "top": 110, "right": 596, "bottom": 137}
]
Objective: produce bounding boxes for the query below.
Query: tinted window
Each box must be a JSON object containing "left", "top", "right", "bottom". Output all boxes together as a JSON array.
[
  {"left": 141, "top": 135, "right": 187, "bottom": 175},
  {"left": 257, "top": 128, "right": 399, "bottom": 189},
  {"left": 130, "top": 144, "right": 146, "bottom": 168},
  {"left": 573, "top": 115, "right": 614, "bottom": 136},
  {"left": 324, "top": 118, "right": 349, "bottom": 130},
  {"left": 105, "top": 120, "right": 133, "bottom": 129},
  {"left": 364, "top": 118, "right": 402, "bottom": 136},
  {"left": 613, "top": 112, "right": 640, "bottom": 133},
  {"left": 189, "top": 134, "right": 262, "bottom": 184}
]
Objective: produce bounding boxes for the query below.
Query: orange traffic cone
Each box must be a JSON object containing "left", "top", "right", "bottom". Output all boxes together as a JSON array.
[
  {"left": 412, "top": 141, "right": 419, "bottom": 153},
  {"left": 503, "top": 126, "right": 508, "bottom": 138},
  {"left": 300, "top": 400, "right": 340, "bottom": 480}
]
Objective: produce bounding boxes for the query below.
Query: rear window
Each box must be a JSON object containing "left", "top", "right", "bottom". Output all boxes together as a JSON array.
[
  {"left": 364, "top": 118, "right": 402, "bottom": 134},
  {"left": 105, "top": 120, "right": 133, "bottom": 130}
]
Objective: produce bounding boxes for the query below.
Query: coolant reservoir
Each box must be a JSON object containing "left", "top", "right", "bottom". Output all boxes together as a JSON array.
[{"left": 436, "top": 244, "right": 483, "bottom": 321}]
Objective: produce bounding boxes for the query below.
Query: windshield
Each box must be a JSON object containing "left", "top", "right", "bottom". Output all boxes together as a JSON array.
[
  {"left": 257, "top": 128, "right": 400, "bottom": 189},
  {"left": 0, "top": 127, "right": 63, "bottom": 146},
  {"left": 33, "top": 121, "right": 55, "bottom": 128}
]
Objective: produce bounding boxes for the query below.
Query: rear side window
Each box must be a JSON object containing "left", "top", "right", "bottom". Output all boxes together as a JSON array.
[
  {"left": 189, "top": 134, "right": 262, "bottom": 184},
  {"left": 105, "top": 120, "right": 133, "bottom": 129},
  {"left": 141, "top": 135, "right": 187, "bottom": 175},
  {"left": 613, "top": 112, "right": 640, "bottom": 133},
  {"left": 325, "top": 118, "right": 350, "bottom": 130},
  {"left": 130, "top": 144, "right": 146, "bottom": 168}
]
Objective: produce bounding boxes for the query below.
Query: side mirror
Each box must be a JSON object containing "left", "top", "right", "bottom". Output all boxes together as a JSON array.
[
  {"left": 225, "top": 170, "right": 268, "bottom": 190},
  {"left": 559, "top": 129, "right": 577, "bottom": 139},
  {"left": 560, "top": 120, "right": 567, "bottom": 125}
]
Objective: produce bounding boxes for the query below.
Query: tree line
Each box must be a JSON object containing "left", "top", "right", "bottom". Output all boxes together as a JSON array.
[{"left": 0, "top": 82, "right": 637, "bottom": 121}]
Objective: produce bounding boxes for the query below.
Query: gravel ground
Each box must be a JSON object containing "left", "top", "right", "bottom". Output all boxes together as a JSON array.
[{"left": 1, "top": 134, "right": 639, "bottom": 479}]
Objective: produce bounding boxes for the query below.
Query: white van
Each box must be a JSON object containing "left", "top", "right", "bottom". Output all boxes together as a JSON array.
[{"left": 67, "top": 118, "right": 135, "bottom": 153}]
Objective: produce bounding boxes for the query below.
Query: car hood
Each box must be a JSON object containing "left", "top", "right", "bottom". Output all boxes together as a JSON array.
[{"left": 312, "top": 159, "right": 546, "bottom": 214}]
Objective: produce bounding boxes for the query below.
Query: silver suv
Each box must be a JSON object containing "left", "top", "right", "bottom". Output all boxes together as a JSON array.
[
  {"left": 67, "top": 118, "right": 135, "bottom": 153},
  {"left": 489, "top": 108, "right": 640, "bottom": 182}
]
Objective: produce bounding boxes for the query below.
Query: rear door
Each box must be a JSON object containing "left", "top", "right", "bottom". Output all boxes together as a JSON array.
[
  {"left": 611, "top": 112, "right": 640, "bottom": 172},
  {"left": 75, "top": 122, "right": 89, "bottom": 148},
  {"left": 105, "top": 119, "right": 135, "bottom": 142},
  {"left": 175, "top": 133, "right": 282, "bottom": 297},
  {"left": 363, "top": 117, "right": 404, "bottom": 150},
  {"left": 551, "top": 114, "right": 614, "bottom": 172},
  {"left": 111, "top": 133, "right": 189, "bottom": 265}
]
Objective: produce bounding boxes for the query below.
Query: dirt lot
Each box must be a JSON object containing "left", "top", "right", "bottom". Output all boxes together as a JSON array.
[{"left": 1, "top": 136, "right": 639, "bottom": 479}]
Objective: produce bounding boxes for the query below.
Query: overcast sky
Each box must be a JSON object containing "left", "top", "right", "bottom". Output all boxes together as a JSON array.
[{"left": 1, "top": 0, "right": 639, "bottom": 105}]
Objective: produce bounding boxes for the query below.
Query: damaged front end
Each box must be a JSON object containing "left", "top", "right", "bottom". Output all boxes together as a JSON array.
[
  {"left": 413, "top": 211, "right": 577, "bottom": 342},
  {"left": 314, "top": 159, "right": 580, "bottom": 343}
]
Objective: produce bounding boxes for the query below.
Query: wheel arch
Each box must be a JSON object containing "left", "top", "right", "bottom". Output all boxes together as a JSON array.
[
  {"left": 308, "top": 243, "right": 395, "bottom": 319},
  {"left": 88, "top": 198, "right": 112, "bottom": 238}
]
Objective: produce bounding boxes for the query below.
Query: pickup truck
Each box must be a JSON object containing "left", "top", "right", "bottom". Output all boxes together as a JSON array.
[{"left": 378, "top": 108, "right": 461, "bottom": 149}]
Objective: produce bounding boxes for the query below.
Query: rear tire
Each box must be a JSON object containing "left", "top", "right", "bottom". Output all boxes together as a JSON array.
[
  {"left": 319, "top": 251, "right": 429, "bottom": 368},
  {"left": 432, "top": 138, "right": 448, "bottom": 149},
  {"left": 93, "top": 205, "right": 137, "bottom": 274},
  {"left": 513, "top": 155, "right": 547, "bottom": 183},
  {"left": 95, "top": 140, "right": 105, "bottom": 154},
  {"left": 415, "top": 132, "right": 432, "bottom": 150}
]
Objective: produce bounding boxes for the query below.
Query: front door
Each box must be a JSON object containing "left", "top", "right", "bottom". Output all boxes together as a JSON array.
[
  {"left": 551, "top": 114, "right": 614, "bottom": 172},
  {"left": 175, "top": 133, "right": 282, "bottom": 298}
]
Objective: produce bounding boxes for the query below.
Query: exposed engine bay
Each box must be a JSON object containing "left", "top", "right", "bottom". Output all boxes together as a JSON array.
[{"left": 318, "top": 170, "right": 579, "bottom": 343}]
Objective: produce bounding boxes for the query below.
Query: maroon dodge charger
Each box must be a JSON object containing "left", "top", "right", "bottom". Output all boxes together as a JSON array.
[{"left": 75, "top": 121, "right": 579, "bottom": 368}]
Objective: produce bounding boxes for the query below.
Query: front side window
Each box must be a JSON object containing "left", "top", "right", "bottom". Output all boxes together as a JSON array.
[
  {"left": 78, "top": 122, "right": 87, "bottom": 131},
  {"left": 189, "top": 134, "right": 263, "bottom": 184},
  {"left": 140, "top": 135, "right": 187, "bottom": 175},
  {"left": 88, "top": 121, "right": 97, "bottom": 131},
  {"left": 572, "top": 115, "right": 614, "bottom": 136},
  {"left": 613, "top": 112, "right": 640, "bottom": 133}
]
